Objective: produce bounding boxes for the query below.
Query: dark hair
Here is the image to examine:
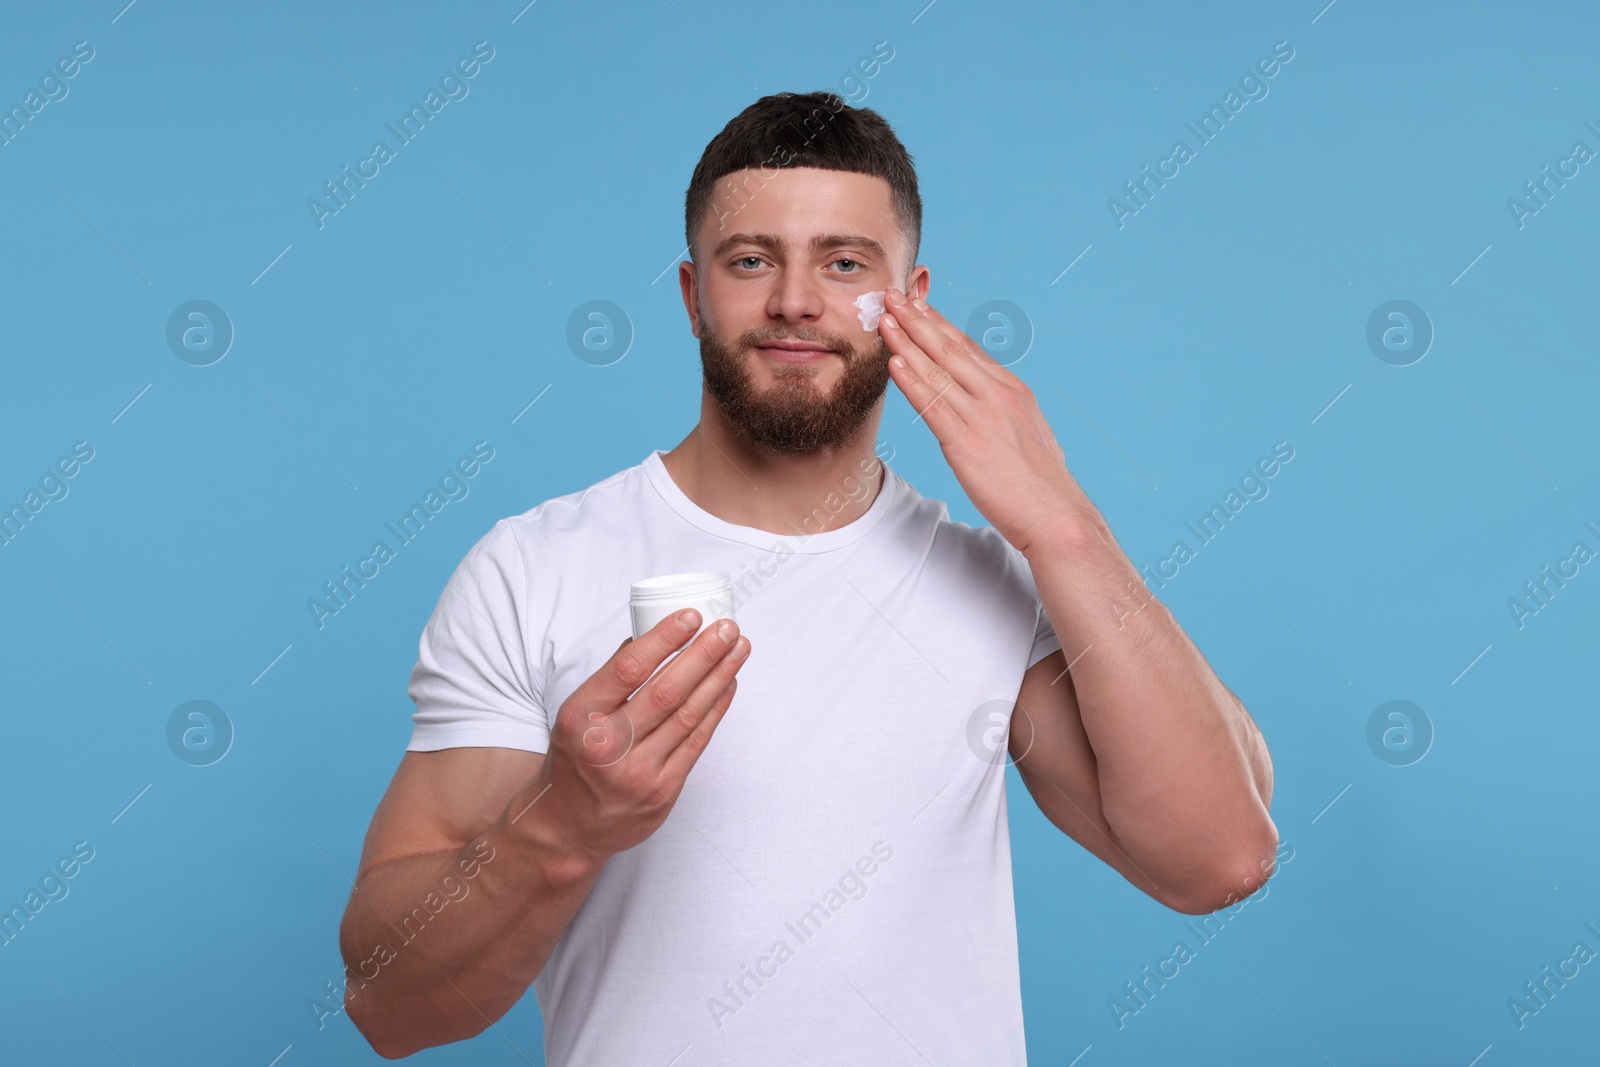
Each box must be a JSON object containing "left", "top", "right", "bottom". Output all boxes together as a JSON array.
[{"left": 684, "top": 91, "right": 921, "bottom": 271}]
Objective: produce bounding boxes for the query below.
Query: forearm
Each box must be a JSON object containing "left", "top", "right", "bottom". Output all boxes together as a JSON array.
[
  {"left": 1025, "top": 507, "right": 1276, "bottom": 903},
  {"left": 340, "top": 780, "right": 604, "bottom": 1058}
]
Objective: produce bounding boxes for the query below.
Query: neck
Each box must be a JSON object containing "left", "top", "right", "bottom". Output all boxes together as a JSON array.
[{"left": 659, "top": 391, "right": 888, "bottom": 538}]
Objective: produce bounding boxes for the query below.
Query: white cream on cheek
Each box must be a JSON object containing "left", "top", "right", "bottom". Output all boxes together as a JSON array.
[{"left": 853, "top": 290, "right": 887, "bottom": 332}]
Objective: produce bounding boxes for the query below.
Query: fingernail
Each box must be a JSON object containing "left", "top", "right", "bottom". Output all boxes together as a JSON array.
[
  {"left": 679, "top": 609, "right": 701, "bottom": 630},
  {"left": 885, "top": 288, "right": 905, "bottom": 305},
  {"left": 716, "top": 619, "right": 736, "bottom": 641},
  {"left": 881, "top": 312, "right": 899, "bottom": 330},
  {"left": 912, "top": 298, "right": 928, "bottom": 311}
]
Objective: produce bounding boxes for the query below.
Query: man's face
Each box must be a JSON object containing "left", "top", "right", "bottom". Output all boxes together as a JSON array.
[{"left": 680, "top": 166, "right": 929, "bottom": 455}]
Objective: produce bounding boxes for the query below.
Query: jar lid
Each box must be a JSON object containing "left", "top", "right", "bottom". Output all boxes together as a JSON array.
[{"left": 629, "top": 571, "right": 733, "bottom": 603}]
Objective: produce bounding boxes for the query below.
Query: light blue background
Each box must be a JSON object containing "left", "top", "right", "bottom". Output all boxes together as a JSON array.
[{"left": 2, "top": 1, "right": 1596, "bottom": 1064}]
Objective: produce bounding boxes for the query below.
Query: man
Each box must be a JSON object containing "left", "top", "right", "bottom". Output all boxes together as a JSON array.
[{"left": 340, "top": 91, "right": 1278, "bottom": 1063}]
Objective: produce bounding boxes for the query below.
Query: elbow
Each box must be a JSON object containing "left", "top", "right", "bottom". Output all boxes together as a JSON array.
[
  {"left": 343, "top": 973, "right": 491, "bottom": 1059},
  {"left": 1162, "top": 820, "right": 1282, "bottom": 916},
  {"left": 348, "top": 1002, "right": 463, "bottom": 1061},
  {"left": 366, "top": 1037, "right": 416, "bottom": 1061},
  {"left": 372, "top": 1041, "right": 421, "bottom": 1061},
  {"left": 339, "top": 909, "right": 427, "bottom": 1059},
  {"left": 345, "top": 991, "right": 416, "bottom": 1060}
]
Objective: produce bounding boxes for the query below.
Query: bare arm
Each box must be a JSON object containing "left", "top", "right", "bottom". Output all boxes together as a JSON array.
[
  {"left": 338, "top": 747, "right": 599, "bottom": 1058},
  {"left": 864, "top": 287, "right": 1277, "bottom": 914},
  {"left": 341, "top": 610, "right": 751, "bottom": 1058},
  {"left": 1012, "top": 516, "right": 1278, "bottom": 915}
]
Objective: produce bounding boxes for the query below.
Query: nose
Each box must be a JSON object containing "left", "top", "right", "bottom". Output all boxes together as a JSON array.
[{"left": 764, "top": 265, "right": 826, "bottom": 325}]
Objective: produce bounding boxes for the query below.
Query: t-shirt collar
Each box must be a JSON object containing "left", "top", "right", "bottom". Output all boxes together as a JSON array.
[{"left": 642, "top": 448, "right": 898, "bottom": 554}]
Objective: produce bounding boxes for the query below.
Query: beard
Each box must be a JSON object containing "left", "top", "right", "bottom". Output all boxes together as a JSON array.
[{"left": 698, "top": 314, "right": 892, "bottom": 455}]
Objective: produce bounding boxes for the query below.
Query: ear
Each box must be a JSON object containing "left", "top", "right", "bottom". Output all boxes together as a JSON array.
[
  {"left": 906, "top": 263, "right": 931, "bottom": 302},
  {"left": 679, "top": 258, "right": 701, "bottom": 339}
]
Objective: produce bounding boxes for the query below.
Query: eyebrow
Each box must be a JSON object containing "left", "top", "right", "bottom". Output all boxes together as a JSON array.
[{"left": 713, "top": 232, "right": 889, "bottom": 262}]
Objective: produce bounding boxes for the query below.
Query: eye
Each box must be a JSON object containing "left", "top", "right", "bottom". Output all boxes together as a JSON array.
[
  {"left": 832, "top": 257, "right": 862, "bottom": 273},
  {"left": 734, "top": 256, "right": 765, "bottom": 270}
]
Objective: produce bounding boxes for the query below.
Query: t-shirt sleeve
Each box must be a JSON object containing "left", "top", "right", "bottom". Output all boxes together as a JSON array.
[
  {"left": 405, "top": 518, "right": 551, "bottom": 753},
  {"left": 1002, "top": 538, "right": 1063, "bottom": 670}
]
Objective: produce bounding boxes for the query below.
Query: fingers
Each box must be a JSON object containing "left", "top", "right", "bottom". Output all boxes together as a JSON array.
[
  {"left": 660, "top": 675, "right": 738, "bottom": 783},
  {"left": 897, "top": 290, "right": 975, "bottom": 350},
  {"left": 637, "top": 628, "right": 749, "bottom": 764},
  {"left": 627, "top": 618, "right": 748, "bottom": 745},
  {"left": 912, "top": 294, "right": 1006, "bottom": 371},
  {"left": 883, "top": 289, "right": 996, "bottom": 399},
  {"left": 586, "top": 608, "right": 705, "bottom": 707},
  {"left": 880, "top": 307, "right": 971, "bottom": 436},
  {"left": 883, "top": 324, "right": 968, "bottom": 436}
]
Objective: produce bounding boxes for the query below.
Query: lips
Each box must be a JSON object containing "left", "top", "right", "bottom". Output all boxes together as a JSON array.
[
  {"left": 757, "top": 341, "right": 833, "bottom": 353},
  {"left": 753, "top": 340, "right": 837, "bottom": 361}
]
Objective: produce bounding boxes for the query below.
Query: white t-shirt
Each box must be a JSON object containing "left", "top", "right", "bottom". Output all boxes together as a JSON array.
[{"left": 407, "top": 448, "right": 1061, "bottom": 1065}]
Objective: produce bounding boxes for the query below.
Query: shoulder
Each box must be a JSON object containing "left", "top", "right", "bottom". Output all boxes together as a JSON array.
[
  {"left": 433, "top": 461, "right": 645, "bottom": 604},
  {"left": 941, "top": 519, "right": 1034, "bottom": 589},
  {"left": 890, "top": 474, "right": 1033, "bottom": 592},
  {"left": 488, "top": 459, "right": 647, "bottom": 556}
]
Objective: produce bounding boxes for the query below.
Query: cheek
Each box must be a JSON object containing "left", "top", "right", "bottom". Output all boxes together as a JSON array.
[
  {"left": 700, "top": 279, "right": 757, "bottom": 332},
  {"left": 697, "top": 302, "right": 730, "bottom": 344},
  {"left": 835, "top": 294, "right": 861, "bottom": 325},
  {"left": 697, "top": 304, "right": 750, "bottom": 353}
]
